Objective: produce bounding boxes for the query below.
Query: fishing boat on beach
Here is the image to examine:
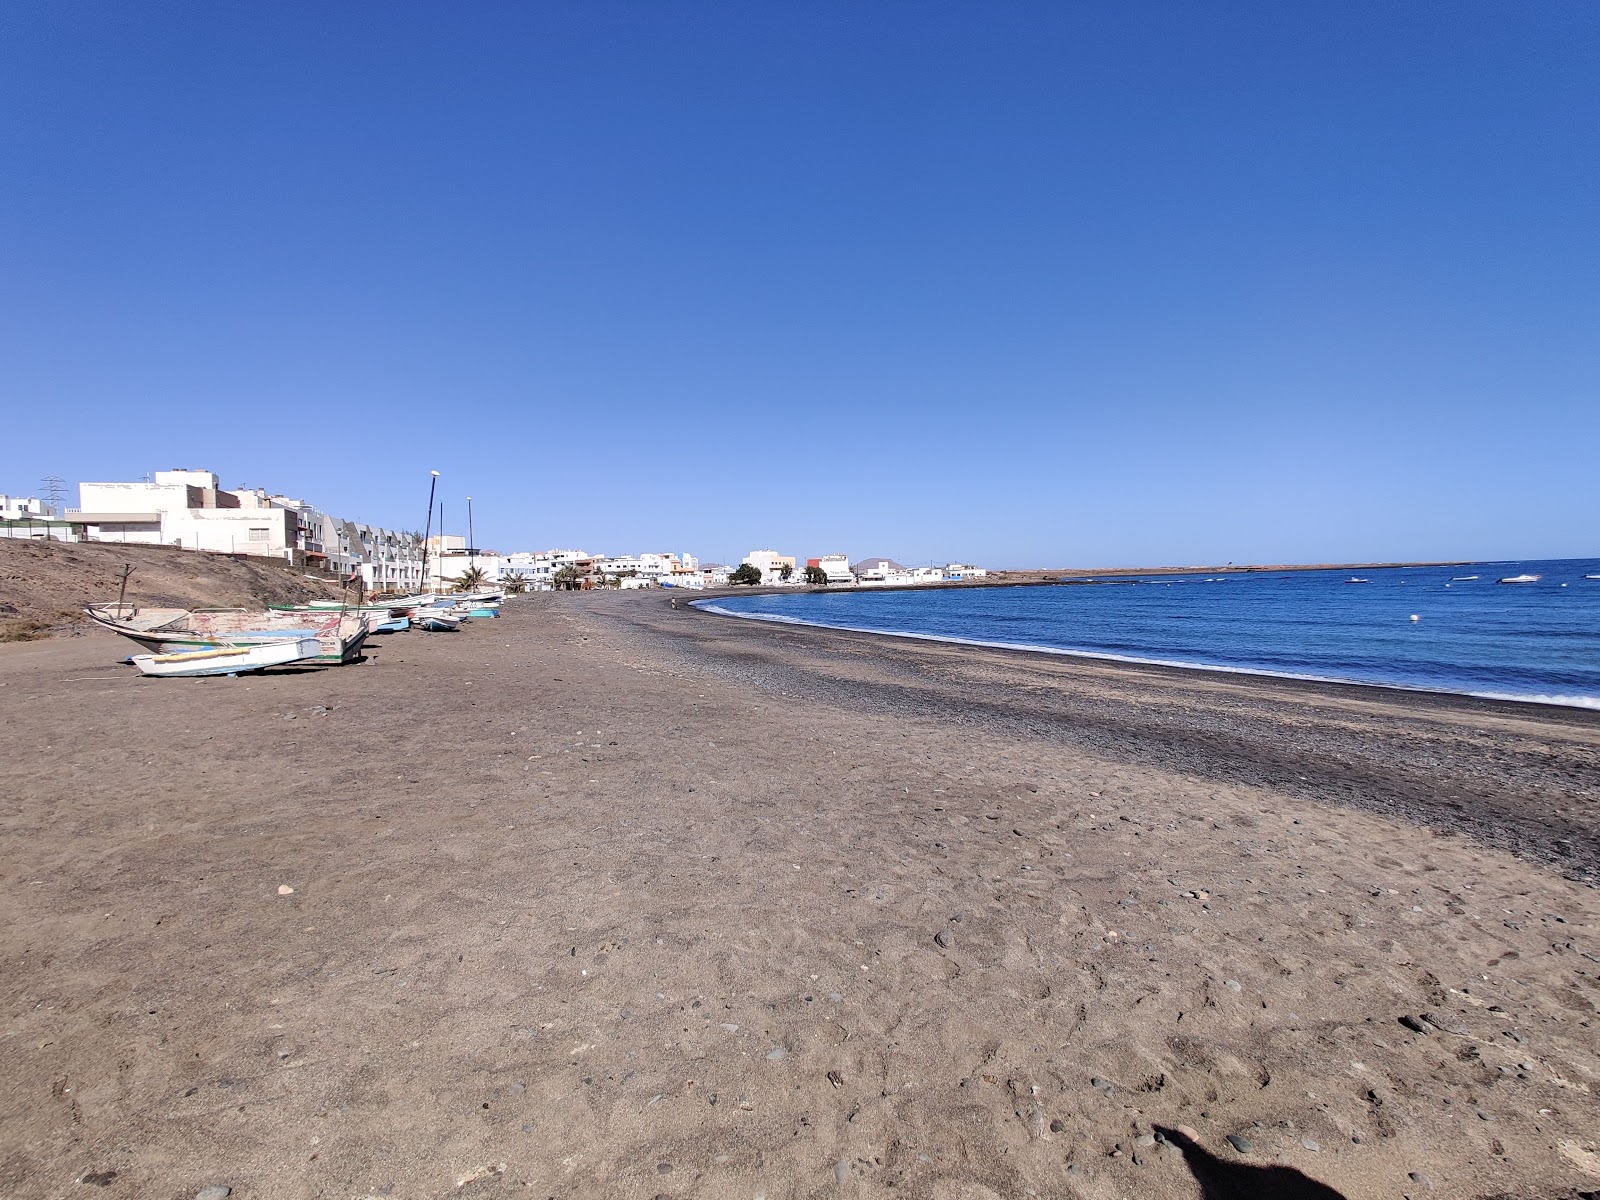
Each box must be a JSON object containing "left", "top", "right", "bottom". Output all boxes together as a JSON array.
[
  {"left": 1497, "top": 574, "right": 1541, "bottom": 584},
  {"left": 414, "top": 612, "right": 461, "bottom": 632},
  {"left": 132, "top": 638, "right": 323, "bottom": 678},
  {"left": 86, "top": 604, "right": 369, "bottom": 664}
]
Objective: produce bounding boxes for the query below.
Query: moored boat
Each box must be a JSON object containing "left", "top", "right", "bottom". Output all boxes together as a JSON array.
[
  {"left": 132, "top": 638, "right": 322, "bottom": 678},
  {"left": 1497, "top": 574, "right": 1541, "bottom": 584}
]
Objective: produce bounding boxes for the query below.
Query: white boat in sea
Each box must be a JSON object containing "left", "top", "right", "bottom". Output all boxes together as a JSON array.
[
  {"left": 1587, "top": 574, "right": 1600, "bottom": 580},
  {"left": 1451, "top": 575, "right": 1478, "bottom": 581},
  {"left": 1497, "top": 574, "right": 1541, "bottom": 584},
  {"left": 132, "top": 638, "right": 322, "bottom": 678},
  {"left": 1345, "top": 577, "right": 1369, "bottom": 584}
]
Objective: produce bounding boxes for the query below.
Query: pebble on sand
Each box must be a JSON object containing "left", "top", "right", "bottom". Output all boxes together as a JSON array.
[
  {"left": 1225, "top": 1134, "right": 1253, "bottom": 1154},
  {"left": 933, "top": 928, "right": 951, "bottom": 948},
  {"left": 277, "top": 885, "right": 294, "bottom": 896},
  {"left": 196, "top": 1188, "right": 232, "bottom": 1200}
]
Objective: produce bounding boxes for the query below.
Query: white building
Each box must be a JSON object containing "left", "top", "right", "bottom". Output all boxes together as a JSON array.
[
  {"left": 67, "top": 469, "right": 424, "bottom": 587},
  {"left": 503, "top": 549, "right": 596, "bottom": 589},
  {"left": 1, "top": 495, "right": 54, "bottom": 520},
  {"left": 0, "top": 494, "right": 76, "bottom": 541},
  {"left": 741, "top": 549, "right": 797, "bottom": 584},
  {"left": 945, "top": 563, "right": 988, "bottom": 580},
  {"left": 851, "top": 557, "right": 904, "bottom": 583},
  {"left": 813, "top": 554, "right": 854, "bottom": 583}
]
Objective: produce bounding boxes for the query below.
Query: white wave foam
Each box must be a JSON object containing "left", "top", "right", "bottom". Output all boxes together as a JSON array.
[{"left": 690, "top": 600, "right": 1600, "bottom": 711}]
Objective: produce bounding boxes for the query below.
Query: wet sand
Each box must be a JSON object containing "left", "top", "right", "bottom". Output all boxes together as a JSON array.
[{"left": 2, "top": 590, "right": 1598, "bottom": 1199}]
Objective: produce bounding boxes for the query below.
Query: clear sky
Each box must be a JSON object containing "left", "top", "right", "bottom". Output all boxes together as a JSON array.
[{"left": 2, "top": 2, "right": 1595, "bottom": 568}]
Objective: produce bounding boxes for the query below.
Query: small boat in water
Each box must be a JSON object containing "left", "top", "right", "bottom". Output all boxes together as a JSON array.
[
  {"left": 1345, "top": 577, "right": 1369, "bottom": 584},
  {"left": 1497, "top": 574, "right": 1541, "bottom": 584},
  {"left": 132, "top": 638, "right": 322, "bottom": 678},
  {"left": 1451, "top": 575, "right": 1478, "bottom": 581},
  {"left": 1586, "top": 574, "right": 1600, "bottom": 580}
]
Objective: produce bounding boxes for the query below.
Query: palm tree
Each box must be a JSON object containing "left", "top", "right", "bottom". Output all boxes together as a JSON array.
[
  {"left": 453, "top": 565, "right": 489, "bottom": 593},
  {"left": 502, "top": 574, "right": 528, "bottom": 595}
]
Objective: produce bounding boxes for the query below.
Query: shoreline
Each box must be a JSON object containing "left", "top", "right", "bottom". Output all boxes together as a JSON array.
[
  {"left": 690, "top": 596, "right": 1600, "bottom": 714},
  {"left": 638, "top": 592, "right": 1600, "bottom": 881}
]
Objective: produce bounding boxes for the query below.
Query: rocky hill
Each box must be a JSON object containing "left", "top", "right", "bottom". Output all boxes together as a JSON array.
[{"left": 0, "top": 539, "right": 343, "bottom": 640}]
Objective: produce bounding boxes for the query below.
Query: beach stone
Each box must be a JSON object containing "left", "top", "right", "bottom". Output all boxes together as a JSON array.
[
  {"left": 834, "top": 1160, "right": 849, "bottom": 1185},
  {"left": 933, "top": 928, "right": 951, "bottom": 948},
  {"left": 1408, "top": 1172, "right": 1433, "bottom": 1190},
  {"left": 277, "top": 885, "right": 294, "bottom": 896},
  {"left": 1135, "top": 1134, "right": 1156, "bottom": 1149},
  {"left": 1225, "top": 1134, "right": 1253, "bottom": 1154},
  {"left": 1301, "top": 1138, "right": 1319, "bottom": 1151},
  {"left": 196, "top": 1188, "right": 232, "bottom": 1200},
  {"left": 1398, "top": 1015, "right": 1429, "bottom": 1033},
  {"left": 655, "top": 1162, "right": 672, "bottom": 1174},
  {"left": 765, "top": 1047, "right": 786, "bottom": 1061},
  {"left": 1050, "top": 1119, "right": 1066, "bottom": 1133},
  {"left": 1090, "top": 1077, "right": 1114, "bottom": 1094}
]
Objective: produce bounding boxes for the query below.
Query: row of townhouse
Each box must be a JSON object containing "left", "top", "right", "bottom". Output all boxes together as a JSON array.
[{"left": 60, "top": 469, "right": 427, "bottom": 590}]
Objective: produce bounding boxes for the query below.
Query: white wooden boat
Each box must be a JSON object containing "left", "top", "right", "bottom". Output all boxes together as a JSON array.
[
  {"left": 414, "top": 612, "right": 461, "bottom": 632},
  {"left": 87, "top": 604, "right": 369, "bottom": 664},
  {"left": 1497, "top": 574, "right": 1541, "bottom": 584},
  {"left": 133, "top": 638, "right": 322, "bottom": 678}
]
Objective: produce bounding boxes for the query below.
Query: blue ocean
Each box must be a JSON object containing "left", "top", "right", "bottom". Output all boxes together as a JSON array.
[{"left": 699, "top": 560, "right": 1600, "bottom": 710}]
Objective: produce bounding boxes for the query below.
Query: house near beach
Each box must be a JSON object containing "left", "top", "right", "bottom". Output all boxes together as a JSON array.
[
  {"left": 741, "top": 549, "right": 797, "bottom": 584},
  {"left": 65, "top": 469, "right": 425, "bottom": 589},
  {"left": 807, "top": 554, "right": 855, "bottom": 583}
]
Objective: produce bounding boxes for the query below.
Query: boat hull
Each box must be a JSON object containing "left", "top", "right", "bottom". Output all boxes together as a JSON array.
[
  {"left": 133, "top": 638, "right": 323, "bottom": 677},
  {"left": 87, "top": 606, "right": 368, "bottom": 664}
]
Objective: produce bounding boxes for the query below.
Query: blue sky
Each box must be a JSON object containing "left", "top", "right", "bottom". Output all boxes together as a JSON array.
[{"left": 2, "top": 2, "right": 1595, "bottom": 567}]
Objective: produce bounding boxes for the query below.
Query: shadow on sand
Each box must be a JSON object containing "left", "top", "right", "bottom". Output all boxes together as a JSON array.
[{"left": 1152, "top": 1126, "right": 1349, "bottom": 1200}]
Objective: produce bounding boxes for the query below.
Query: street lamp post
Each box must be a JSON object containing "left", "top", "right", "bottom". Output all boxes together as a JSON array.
[{"left": 420, "top": 470, "right": 440, "bottom": 595}]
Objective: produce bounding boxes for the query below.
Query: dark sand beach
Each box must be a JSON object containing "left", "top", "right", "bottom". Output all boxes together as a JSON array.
[{"left": 3, "top": 590, "right": 1598, "bottom": 1199}]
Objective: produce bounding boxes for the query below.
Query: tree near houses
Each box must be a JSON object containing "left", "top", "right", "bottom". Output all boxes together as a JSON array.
[
  {"left": 453, "top": 565, "right": 489, "bottom": 593},
  {"left": 502, "top": 574, "right": 528, "bottom": 595},
  {"left": 553, "top": 564, "right": 585, "bottom": 590},
  {"left": 728, "top": 563, "right": 763, "bottom": 585},
  {"left": 804, "top": 565, "right": 828, "bottom": 585},
  {"left": 779, "top": 563, "right": 793, "bottom": 580}
]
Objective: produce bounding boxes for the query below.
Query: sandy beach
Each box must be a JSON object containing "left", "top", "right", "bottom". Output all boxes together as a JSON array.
[{"left": 3, "top": 589, "right": 1598, "bottom": 1200}]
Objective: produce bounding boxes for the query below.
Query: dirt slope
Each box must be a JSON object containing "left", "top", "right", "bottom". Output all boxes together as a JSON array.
[{"left": 0, "top": 538, "right": 342, "bottom": 637}]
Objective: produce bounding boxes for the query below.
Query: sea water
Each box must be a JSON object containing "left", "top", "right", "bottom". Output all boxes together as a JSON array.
[{"left": 698, "top": 559, "right": 1600, "bottom": 710}]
